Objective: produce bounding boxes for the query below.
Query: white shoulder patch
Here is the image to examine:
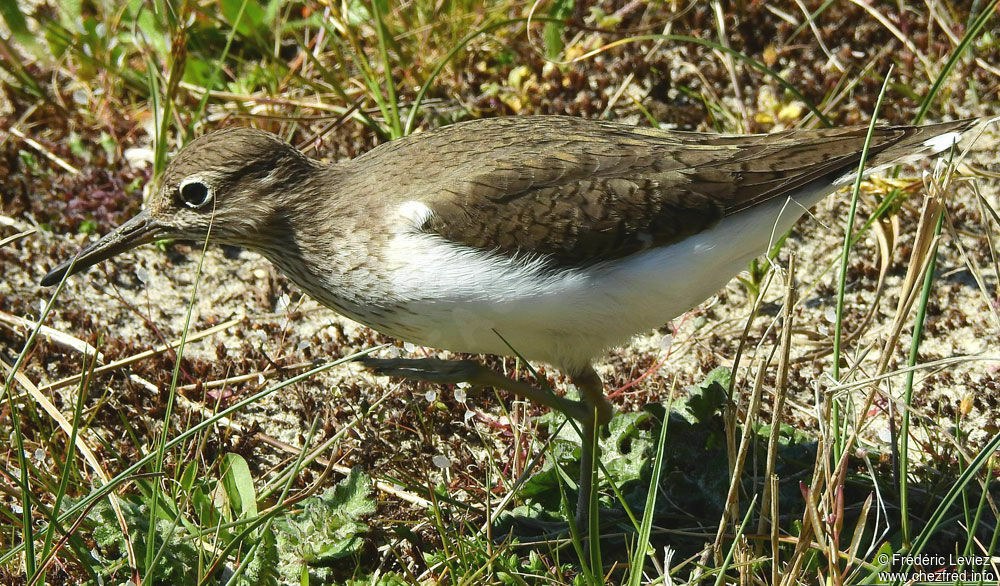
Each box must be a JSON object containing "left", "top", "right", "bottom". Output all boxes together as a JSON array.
[{"left": 397, "top": 200, "right": 434, "bottom": 230}]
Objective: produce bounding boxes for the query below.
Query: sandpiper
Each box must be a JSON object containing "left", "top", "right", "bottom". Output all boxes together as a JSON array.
[{"left": 42, "top": 115, "right": 982, "bottom": 526}]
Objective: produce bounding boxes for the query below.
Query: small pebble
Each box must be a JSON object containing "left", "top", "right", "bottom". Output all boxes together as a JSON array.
[
  {"left": 432, "top": 454, "right": 451, "bottom": 469},
  {"left": 275, "top": 293, "right": 290, "bottom": 313},
  {"left": 124, "top": 147, "right": 154, "bottom": 168}
]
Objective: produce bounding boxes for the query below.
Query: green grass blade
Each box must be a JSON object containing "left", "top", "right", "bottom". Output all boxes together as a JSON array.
[
  {"left": 372, "top": 0, "right": 402, "bottom": 138},
  {"left": 587, "top": 418, "right": 602, "bottom": 584},
  {"left": 962, "top": 458, "right": 994, "bottom": 559},
  {"left": 831, "top": 66, "right": 893, "bottom": 463},
  {"left": 899, "top": 431, "right": 1000, "bottom": 581},
  {"left": 626, "top": 400, "right": 674, "bottom": 586},
  {"left": 0, "top": 344, "right": 384, "bottom": 568},
  {"left": 915, "top": 0, "right": 997, "bottom": 123},
  {"left": 143, "top": 215, "right": 215, "bottom": 582},
  {"left": 898, "top": 211, "right": 945, "bottom": 547},
  {"left": 2, "top": 250, "right": 88, "bottom": 578},
  {"left": 34, "top": 348, "right": 100, "bottom": 583},
  {"left": 788, "top": 0, "right": 837, "bottom": 40},
  {"left": 5, "top": 383, "right": 35, "bottom": 576},
  {"left": 713, "top": 494, "right": 758, "bottom": 586}
]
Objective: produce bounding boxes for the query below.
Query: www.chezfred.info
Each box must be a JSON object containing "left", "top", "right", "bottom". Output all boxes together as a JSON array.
[{"left": 877, "top": 553, "right": 998, "bottom": 582}]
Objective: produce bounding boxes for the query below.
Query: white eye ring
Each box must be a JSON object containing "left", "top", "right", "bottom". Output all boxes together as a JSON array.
[{"left": 178, "top": 177, "right": 214, "bottom": 209}]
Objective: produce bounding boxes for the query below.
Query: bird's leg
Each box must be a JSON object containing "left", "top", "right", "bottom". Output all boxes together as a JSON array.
[
  {"left": 358, "top": 357, "right": 616, "bottom": 532},
  {"left": 568, "top": 366, "right": 612, "bottom": 531},
  {"left": 358, "top": 357, "right": 596, "bottom": 421}
]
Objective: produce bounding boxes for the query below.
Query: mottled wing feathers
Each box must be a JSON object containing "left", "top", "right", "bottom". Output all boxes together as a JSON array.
[
  {"left": 425, "top": 173, "right": 725, "bottom": 266},
  {"left": 368, "top": 116, "right": 974, "bottom": 268}
]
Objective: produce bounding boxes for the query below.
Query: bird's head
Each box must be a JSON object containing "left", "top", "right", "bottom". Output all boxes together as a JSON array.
[{"left": 41, "top": 127, "right": 316, "bottom": 286}]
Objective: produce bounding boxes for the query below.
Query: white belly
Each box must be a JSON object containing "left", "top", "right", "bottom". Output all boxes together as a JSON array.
[{"left": 381, "top": 189, "right": 829, "bottom": 373}]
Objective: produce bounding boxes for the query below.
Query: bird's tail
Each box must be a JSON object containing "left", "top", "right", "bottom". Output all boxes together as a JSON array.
[{"left": 847, "top": 116, "right": 995, "bottom": 182}]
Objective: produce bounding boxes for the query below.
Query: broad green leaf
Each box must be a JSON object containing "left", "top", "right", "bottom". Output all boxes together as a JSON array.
[
  {"left": 219, "top": 0, "right": 268, "bottom": 38},
  {"left": 179, "top": 460, "right": 198, "bottom": 494},
  {"left": 544, "top": 0, "right": 574, "bottom": 59},
  {"left": 0, "top": 0, "right": 42, "bottom": 53},
  {"left": 221, "top": 452, "right": 258, "bottom": 519}
]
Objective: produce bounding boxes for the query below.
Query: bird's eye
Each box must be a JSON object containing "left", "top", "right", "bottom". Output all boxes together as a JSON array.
[{"left": 177, "top": 178, "right": 213, "bottom": 209}]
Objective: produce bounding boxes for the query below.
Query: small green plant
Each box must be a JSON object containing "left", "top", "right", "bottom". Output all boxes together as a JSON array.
[
  {"left": 274, "top": 468, "right": 375, "bottom": 583},
  {"left": 425, "top": 545, "right": 568, "bottom": 585},
  {"left": 230, "top": 530, "right": 280, "bottom": 586},
  {"left": 86, "top": 497, "right": 201, "bottom": 585},
  {"left": 677, "top": 366, "right": 730, "bottom": 427}
]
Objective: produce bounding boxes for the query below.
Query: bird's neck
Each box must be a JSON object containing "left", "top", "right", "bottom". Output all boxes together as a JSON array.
[{"left": 249, "top": 163, "right": 394, "bottom": 318}]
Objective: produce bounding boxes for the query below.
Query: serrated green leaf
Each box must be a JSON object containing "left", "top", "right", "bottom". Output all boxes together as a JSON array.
[
  {"left": 330, "top": 466, "right": 376, "bottom": 519},
  {"left": 600, "top": 410, "right": 652, "bottom": 485},
  {"left": 232, "top": 527, "right": 280, "bottom": 586},
  {"left": 682, "top": 367, "right": 730, "bottom": 424},
  {"left": 275, "top": 468, "right": 374, "bottom": 581},
  {"left": 86, "top": 498, "right": 201, "bottom": 584}
]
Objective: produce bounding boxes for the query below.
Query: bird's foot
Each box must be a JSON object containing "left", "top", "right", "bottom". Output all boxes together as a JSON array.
[{"left": 357, "top": 357, "right": 593, "bottom": 422}]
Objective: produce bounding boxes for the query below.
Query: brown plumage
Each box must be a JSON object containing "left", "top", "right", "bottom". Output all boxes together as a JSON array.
[{"left": 341, "top": 116, "right": 978, "bottom": 267}]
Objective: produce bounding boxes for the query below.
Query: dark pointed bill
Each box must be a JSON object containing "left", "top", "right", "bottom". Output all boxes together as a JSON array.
[{"left": 40, "top": 211, "right": 159, "bottom": 287}]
